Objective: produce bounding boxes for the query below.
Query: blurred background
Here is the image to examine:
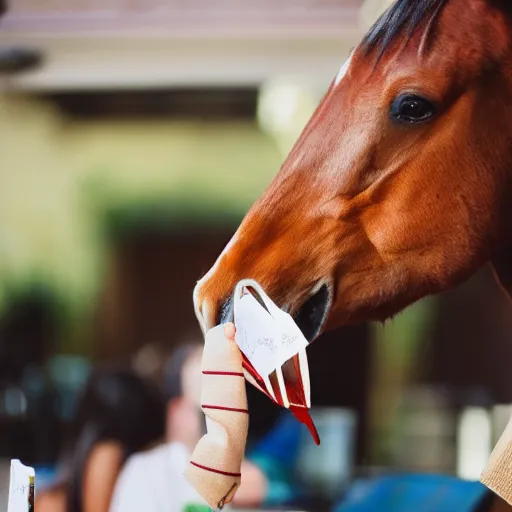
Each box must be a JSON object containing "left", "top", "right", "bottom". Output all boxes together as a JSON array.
[{"left": 1, "top": 0, "right": 512, "bottom": 510}]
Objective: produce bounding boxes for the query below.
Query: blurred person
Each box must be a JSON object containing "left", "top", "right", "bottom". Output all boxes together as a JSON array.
[
  {"left": 132, "top": 342, "right": 168, "bottom": 383},
  {"left": 36, "top": 367, "right": 165, "bottom": 512},
  {"left": 246, "top": 410, "right": 310, "bottom": 507},
  {"left": 110, "top": 339, "right": 268, "bottom": 512}
]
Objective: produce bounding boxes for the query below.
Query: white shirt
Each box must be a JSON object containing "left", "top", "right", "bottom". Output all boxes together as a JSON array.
[{"left": 109, "top": 442, "right": 207, "bottom": 512}]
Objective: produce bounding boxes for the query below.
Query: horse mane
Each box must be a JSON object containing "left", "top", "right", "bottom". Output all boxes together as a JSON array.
[
  {"left": 363, "top": 0, "right": 512, "bottom": 60},
  {"left": 362, "top": 0, "right": 450, "bottom": 59}
]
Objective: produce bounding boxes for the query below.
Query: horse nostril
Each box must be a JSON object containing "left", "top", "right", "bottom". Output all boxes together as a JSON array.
[
  {"left": 294, "top": 283, "right": 331, "bottom": 342},
  {"left": 219, "top": 296, "right": 234, "bottom": 325}
]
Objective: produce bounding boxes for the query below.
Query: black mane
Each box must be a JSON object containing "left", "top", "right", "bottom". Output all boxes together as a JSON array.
[{"left": 362, "top": 0, "right": 450, "bottom": 58}]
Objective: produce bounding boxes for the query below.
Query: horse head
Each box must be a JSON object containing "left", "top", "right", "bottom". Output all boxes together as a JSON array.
[{"left": 194, "top": 0, "right": 512, "bottom": 342}]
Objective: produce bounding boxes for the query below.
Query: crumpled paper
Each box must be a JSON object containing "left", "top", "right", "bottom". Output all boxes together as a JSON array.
[{"left": 233, "top": 279, "right": 319, "bottom": 444}]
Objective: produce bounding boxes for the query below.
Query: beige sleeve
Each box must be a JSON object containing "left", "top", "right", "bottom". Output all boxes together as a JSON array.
[
  {"left": 482, "top": 414, "right": 512, "bottom": 505},
  {"left": 185, "top": 325, "right": 249, "bottom": 510}
]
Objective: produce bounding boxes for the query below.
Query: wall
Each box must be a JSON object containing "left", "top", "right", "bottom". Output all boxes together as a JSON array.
[{"left": 0, "top": 92, "right": 282, "bottom": 349}]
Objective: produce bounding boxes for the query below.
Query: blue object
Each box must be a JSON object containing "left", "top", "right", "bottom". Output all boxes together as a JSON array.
[
  {"left": 32, "top": 465, "right": 58, "bottom": 491},
  {"left": 333, "top": 474, "right": 490, "bottom": 512}
]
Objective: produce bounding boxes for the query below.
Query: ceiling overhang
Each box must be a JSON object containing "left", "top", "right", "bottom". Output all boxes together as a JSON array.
[{"left": 0, "top": 0, "right": 369, "bottom": 91}]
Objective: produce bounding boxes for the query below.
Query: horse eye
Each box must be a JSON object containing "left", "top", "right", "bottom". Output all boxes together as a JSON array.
[{"left": 390, "top": 94, "right": 436, "bottom": 124}]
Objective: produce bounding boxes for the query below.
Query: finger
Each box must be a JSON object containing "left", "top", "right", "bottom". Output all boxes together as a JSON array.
[{"left": 223, "top": 322, "right": 236, "bottom": 340}]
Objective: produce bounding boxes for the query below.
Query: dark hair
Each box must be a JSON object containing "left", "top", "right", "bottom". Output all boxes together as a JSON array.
[
  {"left": 163, "top": 341, "right": 202, "bottom": 402},
  {"left": 65, "top": 367, "right": 165, "bottom": 512}
]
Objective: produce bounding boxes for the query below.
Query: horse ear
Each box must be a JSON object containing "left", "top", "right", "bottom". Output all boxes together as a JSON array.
[{"left": 491, "top": 248, "right": 512, "bottom": 303}]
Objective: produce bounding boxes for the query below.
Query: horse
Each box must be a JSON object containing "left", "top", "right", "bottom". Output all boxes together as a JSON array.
[
  {"left": 194, "top": 0, "right": 512, "bottom": 500},
  {"left": 195, "top": 0, "right": 512, "bottom": 343}
]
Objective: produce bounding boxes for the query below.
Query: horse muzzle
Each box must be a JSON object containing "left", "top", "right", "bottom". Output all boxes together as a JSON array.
[{"left": 196, "top": 279, "right": 333, "bottom": 344}]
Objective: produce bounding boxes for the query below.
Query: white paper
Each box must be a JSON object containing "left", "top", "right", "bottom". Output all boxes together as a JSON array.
[
  {"left": 234, "top": 291, "right": 308, "bottom": 378},
  {"left": 7, "top": 460, "right": 35, "bottom": 512}
]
